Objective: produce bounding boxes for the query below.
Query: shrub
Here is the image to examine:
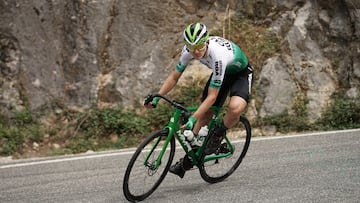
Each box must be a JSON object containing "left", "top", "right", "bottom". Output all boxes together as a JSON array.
[
  {"left": 80, "top": 107, "right": 150, "bottom": 137},
  {"left": 68, "top": 106, "right": 150, "bottom": 153},
  {"left": 259, "top": 112, "right": 312, "bottom": 133},
  {"left": 317, "top": 97, "right": 360, "bottom": 130},
  {"left": 0, "top": 125, "right": 24, "bottom": 156},
  {"left": 13, "top": 109, "right": 34, "bottom": 126},
  {"left": 0, "top": 109, "right": 42, "bottom": 156}
]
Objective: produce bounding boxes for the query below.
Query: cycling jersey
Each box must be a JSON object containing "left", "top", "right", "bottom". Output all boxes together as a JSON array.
[{"left": 176, "top": 36, "right": 249, "bottom": 89}]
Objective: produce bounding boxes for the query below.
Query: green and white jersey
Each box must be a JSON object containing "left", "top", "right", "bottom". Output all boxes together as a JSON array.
[{"left": 176, "top": 36, "right": 249, "bottom": 88}]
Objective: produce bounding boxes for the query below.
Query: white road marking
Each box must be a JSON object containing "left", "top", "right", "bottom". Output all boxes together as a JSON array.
[
  {"left": 1, "top": 128, "right": 359, "bottom": 169},
  {"left": 251, "top": 128, "right": 360, "bottom": 141}
]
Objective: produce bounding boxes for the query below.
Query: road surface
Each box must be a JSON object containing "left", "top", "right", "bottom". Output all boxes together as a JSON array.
[{"left": 1, "top": 129, "right": 359, "bottom": 202}]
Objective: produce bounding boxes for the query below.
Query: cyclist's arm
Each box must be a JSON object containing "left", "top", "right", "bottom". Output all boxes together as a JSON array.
[
  {"left": 145, "top": 70, "right": 182, "bottom": 108},
  {"left": 157, "top": 46, "right": 190, "bottom": 95},
  {"left": 158, "top": 70, "right": 182, "bottom": 95},
  {"left": 192, "top": 87, "right": 219, "bottom": 119}
]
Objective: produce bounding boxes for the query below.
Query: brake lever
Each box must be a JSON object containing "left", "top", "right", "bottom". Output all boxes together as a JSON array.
[{"left": 144, "top": 94, "right": 154, "bottom": 106}]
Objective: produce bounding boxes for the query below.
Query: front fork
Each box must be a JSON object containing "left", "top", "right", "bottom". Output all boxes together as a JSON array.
[{"left": 143, "top": 129, "right": 172, "bottom": 170}]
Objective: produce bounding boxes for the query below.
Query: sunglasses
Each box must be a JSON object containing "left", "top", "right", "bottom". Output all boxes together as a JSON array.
[{"left": 186, "top": 43, "right": 206, "bottom": 52}]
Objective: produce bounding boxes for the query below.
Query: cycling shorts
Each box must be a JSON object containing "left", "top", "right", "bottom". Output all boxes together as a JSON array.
[{"left": 202, "top": 64, "right": 253, "bottom": 107}]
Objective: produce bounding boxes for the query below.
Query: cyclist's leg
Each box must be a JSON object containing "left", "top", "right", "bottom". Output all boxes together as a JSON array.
[
  {"left": 192, "top": 75, "right": 212, "bottom": 134},
  {"left": 223, "top": 96, "right": 247, "bottom": 128},
  {"left": 193, "top": 110, "right": 213, "bottom": 134},
  {"left": 193, "top": 73, "right": 228, "bottom": 133},
  {"left": 170, "top": 74, "right": 227, "bottom": 178},
  {"left": 202, "top": 74, "right": 233, "bottom": 154},
  {"left": 197, "top": 73, "right": 231, "bottom": 127},
  {"left": 206, "top": 66, "right": 253, "bottom": 154},
  {"left": 224, "top": 64, "right": 253, "bottom": 128}
]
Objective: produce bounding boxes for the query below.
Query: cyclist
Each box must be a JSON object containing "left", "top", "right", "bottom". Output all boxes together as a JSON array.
[{"left": 145, "top": 22, "right": 253, "bottom": 178}]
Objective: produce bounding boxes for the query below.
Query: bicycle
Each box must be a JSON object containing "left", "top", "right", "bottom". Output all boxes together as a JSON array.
[{"left": 123, "top": 93, "right": 251, "bottom": 202}]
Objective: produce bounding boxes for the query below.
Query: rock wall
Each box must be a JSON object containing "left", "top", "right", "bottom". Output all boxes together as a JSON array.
[
  {"left": 0, "top": 0, "right": 359, "bottom": 123},
  {"left": 256, "top": 0, "right": 360, "bottom": 122},
  {"left": 0, "top": 0, "right": 232, "bottom": 115}
]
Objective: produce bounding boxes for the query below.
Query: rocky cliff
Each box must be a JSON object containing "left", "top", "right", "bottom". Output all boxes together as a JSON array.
[
  {"left": 257, "top": 0, "right": 360, "bottom": 123},
  {"left": 1, "top": 0, "right": 359, "bottom": 124}
]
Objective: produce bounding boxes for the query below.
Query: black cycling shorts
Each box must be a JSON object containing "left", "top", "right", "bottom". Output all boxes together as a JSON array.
[{"left": 202, "top": 64, "right": 253, "bottom": 107}]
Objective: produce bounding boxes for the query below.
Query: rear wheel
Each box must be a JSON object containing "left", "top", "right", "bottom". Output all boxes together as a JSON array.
[
  {"left": 123, "top": 129, "right": 175, "bottom": 202},
  {"left": 199, "top": 116, "right": 251, "bottom": 183}
]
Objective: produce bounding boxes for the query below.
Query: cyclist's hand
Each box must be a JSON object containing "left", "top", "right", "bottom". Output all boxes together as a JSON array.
[
  {"left": 182, "top": 116, "right": 196, "bottom": 130},
  {"left": 144, "top": 96, "right": 160, "bottom": 108}
]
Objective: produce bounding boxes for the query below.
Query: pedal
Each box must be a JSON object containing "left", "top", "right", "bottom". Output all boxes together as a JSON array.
[{"left": 215, "top": 143, "right": 230, "bottom": 154}]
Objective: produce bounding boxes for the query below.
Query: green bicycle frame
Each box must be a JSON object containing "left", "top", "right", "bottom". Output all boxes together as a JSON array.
[
  {"left": 187, "top": 106, "right": 235, "bottom": 163},
  {"left": 143, "top": 105, "right": 235, "bottom": 169}
]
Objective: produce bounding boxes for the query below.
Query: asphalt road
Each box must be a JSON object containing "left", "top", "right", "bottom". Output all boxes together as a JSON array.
[{"left": 0, "top": 129, "right": 359, "bottom": 203}]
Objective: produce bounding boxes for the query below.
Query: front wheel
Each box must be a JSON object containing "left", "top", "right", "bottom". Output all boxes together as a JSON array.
[
  {"left": 199, "top": 115, "right": 251, "bottom": 183},
  {"left": 123, "top": 129, "right": 175, "bottom": 202}
]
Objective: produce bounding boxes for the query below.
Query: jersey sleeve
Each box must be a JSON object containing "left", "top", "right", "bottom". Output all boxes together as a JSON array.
[
  {"left": 209, "top": 59, "right": 225, "bottom": 89},
  {"left": 227, "top": 42, "right": 249, "bottom": 73},
  {"left": 175, "top": 46, "right": 193, "bottom": 73}
]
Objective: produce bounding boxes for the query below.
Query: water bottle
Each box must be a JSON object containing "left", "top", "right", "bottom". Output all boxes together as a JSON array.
[
  {"left": 198, "top": 125, "right": 209, "bottom": 137},
  {"left": 193, "top": 126, "right": 208, "bottom": 147},
  {"left": 184, "top": 130, "right": 199, "bottom": 149},
  {"left": 178, "top": 130, "right": 192, "bottom": 150},
  {"left": 183, "top": 130, "right": 195, "bottom": 142}
]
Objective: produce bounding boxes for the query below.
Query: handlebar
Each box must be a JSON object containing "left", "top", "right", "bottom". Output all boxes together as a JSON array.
[{"left": 144, "top": 93, "right": 190, "bottom": 113}]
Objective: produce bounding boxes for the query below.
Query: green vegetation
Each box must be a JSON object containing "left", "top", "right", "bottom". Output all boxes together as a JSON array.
[
  {"left": 0, "top": 109, "right": 41, "bottom": 156},
  {"left": 0, "top": 126, "right": 23, "bottom": 156},
  {"left": 0, "top": 82, "right": 205, "bottom": 157},
  {"left": 316, "top": 96, "right": 360, "bottom": 130},
  {"left": 257, "top": 92, "right": 312, "bottom": 133},
  {"left": 258, "top": 112, "right": 312, "bottom": 133},
  {"left": 70, "top": 107, "right": 150, "bottom": 153},
  {"left": 66, "top": 80, "right": 205, "bottom": 154},
  {"left": 258, "top": 95, "right": 360, "bottom": 133}
]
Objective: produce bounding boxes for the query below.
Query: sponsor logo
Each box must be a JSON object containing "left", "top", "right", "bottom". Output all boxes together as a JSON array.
[
  {"left": 213, "top": 80, "right": 222, "bottom": 85},
  {"left": 214, "top": 61, "right": 223, "bottom": 76},
  {"left": 215, "top": 38, "right": 232, "bottom": 51},
  {"left": 177, "top": 130, "right": 191, "bottom": 151}
]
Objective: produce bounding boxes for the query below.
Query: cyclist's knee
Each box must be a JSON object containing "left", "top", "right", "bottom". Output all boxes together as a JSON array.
[{"left": 228, "top": 96, "right": 247, "bottom": 116}]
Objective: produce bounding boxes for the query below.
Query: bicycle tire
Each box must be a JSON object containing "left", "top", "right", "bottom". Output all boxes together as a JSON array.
[
  {"left": 123, "top": 129, "right": 175, "bottom": 202},
  {"left": 199, "top": 115, "right": 251, "bottom": 183}
]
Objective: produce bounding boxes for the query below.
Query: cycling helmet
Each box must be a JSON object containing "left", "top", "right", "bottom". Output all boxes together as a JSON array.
[{"left": 183, "top": 23, "right": 209, "bottom": 46}]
